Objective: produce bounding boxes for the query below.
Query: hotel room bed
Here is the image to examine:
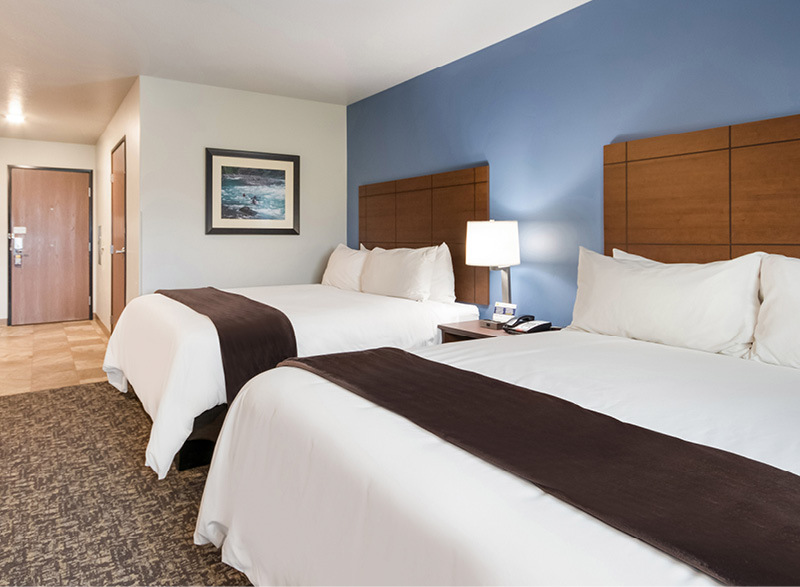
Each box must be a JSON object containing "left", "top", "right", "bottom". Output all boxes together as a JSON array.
[
  {"left": 195, "top": 114, "right": 800, "bottom": 584},
  {"left": 105, "top": 164, "right": 491, "bottom": 479},
  {"left": 195, "top": 329, "right": 800, "bottom": 585},
  {"left": 103, "top": 283, "right": 477, "bottom": 479}
]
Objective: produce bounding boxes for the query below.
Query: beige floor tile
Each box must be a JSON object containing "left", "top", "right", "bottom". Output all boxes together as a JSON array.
[
  {"left": 0, "top": 356, "right": 34, "bottom": 372},
  {"left": 32, "top": 345, "right": 73, "bottom": 358},
  {"left": 79, "top": 376, "right": 108, "bottom": 385},
  {"left": 0, "top": 349, "right": 34, "bottom": 361},
  {"left": 0, "top": 319, "right": 108, "bottom": 394},
  {"left": 31, "top": 369, "right": 81, "bottom": 391},
  {"left": 33, "top": 350, "right": 74, "bottom": 369},
  {"left": 78, "top": 366, "right": 108, "bottom": 384},
  {"left": 2, "top": 344, "right": 33, "bottom": 357},
  {"left": 64, "top": 331, "right": 100, "bottom": 341},
  {"left": 32, "top": 322, "right": 67, "bottom": 332},
  {"left": 70, "top": 342, "right": 107, "bottom": 353},
  {"left": 33, "top": 333, "right": 70, "bottom": 346},
  {"left": 72, "top": 349, "right": 107, "bottom": 366},
  {"left": 75, "top": 359, "right": 106, "bottom": 371},
  {"left": 63, "top": 321, "right": 95, "bottom": 329},
  {"left": 0, "top": 382, "right": 33, "bottom": 396},
  {"left": 33, "top": 325, "right": 69, "bottom": 334},
  {"left": 1, "top": 374, "right": 33, "bottom": 395},
  {"left": 66, "top": 336, "right": 104, "bottom": 346},
  {"left": 32, "top": 339, "right": 72, "bottom": 353},
  {"left": 0, "top": 368, "right": 32, "bottom": 389},
  {"left": 0, "top": 326, "right": 35, "bottom": 338}
]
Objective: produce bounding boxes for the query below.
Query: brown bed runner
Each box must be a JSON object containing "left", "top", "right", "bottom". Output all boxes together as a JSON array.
[
  {"left": 158, "top": 287, "right": 297, "bottom": 403},
  {"left": 280, "top": 347, "right": 800, "bottom": 585}
]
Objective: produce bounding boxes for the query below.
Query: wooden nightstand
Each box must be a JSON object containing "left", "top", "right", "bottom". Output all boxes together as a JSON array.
[{"left": 438, "top": 320, "right": 513, "bottom": 343}]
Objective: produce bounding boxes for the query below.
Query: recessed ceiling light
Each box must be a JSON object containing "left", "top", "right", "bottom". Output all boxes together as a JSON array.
[{"left": 6, "top": 100, "right": 25, "bottom": 124}]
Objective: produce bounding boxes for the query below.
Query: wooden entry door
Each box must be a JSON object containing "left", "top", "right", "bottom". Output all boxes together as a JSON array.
[
  {"left": 110, "top": 140, "right": 126, "bottom": 330},
  {"left": 8, "top": 167, "right": 92, "bottom": 325}
]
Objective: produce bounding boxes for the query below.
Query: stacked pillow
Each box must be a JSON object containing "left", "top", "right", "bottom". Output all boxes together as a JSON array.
[
  {"left": 750, "top": 254, "right": 800, "bottom": 369},
  {"left": 569, "top": 247, "right": 800, "bottom": 369},
  {"left": 568, "top": 247, "right": 763, "bottom": 358},
  {"left": 320, "top": 243, "right": 456, "bottom": 303},
  {"left": 321, "top": 243, "right": 368, "bottom": 292}
]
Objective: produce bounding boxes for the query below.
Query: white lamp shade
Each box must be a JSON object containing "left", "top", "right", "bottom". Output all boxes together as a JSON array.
[{"left": 466, "top": 220, "right": 520, "bottom": 268}]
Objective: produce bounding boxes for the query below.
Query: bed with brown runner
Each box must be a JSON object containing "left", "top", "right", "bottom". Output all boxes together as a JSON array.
[
  {"left": 103, "top": 165, "right": 488, "bottom": 479},
  {"left": 195, "top": 115, "right": 800, "bottom": 585}
]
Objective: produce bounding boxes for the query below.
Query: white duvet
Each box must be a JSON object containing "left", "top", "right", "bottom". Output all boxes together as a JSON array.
[
  {"left": 102, "top": 284, "right": 477, "bottom": 479},
  {"left": 195, "top": 330, "right": 800, "bottom": 585}
]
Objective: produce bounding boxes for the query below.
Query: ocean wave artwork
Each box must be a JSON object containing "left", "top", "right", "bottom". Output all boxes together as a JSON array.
[{"left": 221, "top": 166, "right": 286, "bottom": 220}]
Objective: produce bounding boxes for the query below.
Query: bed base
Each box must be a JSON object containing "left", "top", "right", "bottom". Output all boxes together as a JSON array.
[{"left": 176, "top": 404, "right": 227, "bottom": 470}]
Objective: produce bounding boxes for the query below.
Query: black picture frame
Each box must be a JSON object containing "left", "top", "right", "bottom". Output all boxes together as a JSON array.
[{"left": 205, "top": 147, "right": 300, "bottom": 235}]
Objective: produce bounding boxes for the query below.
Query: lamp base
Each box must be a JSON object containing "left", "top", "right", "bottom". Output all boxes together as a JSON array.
[{"left": 500, "top": 266, "right": 512, "bottom": 304}]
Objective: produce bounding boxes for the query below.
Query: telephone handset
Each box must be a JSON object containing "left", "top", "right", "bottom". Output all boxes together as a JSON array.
[{"left": 503, "top": 315, "right": 552, "bottom": 334}]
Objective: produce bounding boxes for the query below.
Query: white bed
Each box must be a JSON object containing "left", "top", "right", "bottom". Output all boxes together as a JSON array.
[
  {"left": 103, "top": 283, "right": 477, "bottom": 479},
  {"left": 194, "top": 330, "right": 800, "bottom": 585}
]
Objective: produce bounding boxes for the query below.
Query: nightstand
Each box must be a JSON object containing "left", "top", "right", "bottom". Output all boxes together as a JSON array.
[{"left": 438, "top": 320, "right": 513, "bottom": 343}]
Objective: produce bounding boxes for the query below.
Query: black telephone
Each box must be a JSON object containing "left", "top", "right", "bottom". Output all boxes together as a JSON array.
[{"left": 503, "top": 315, "right": 552, "bottom": 334}]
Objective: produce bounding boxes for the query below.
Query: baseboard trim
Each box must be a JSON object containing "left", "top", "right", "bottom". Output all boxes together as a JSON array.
[{"left": 93, "top": 313, "right": 110, "bottom": 336}]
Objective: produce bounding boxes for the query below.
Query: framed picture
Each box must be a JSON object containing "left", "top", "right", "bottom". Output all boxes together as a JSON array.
[{"left": 205, "top": 147, "right": 300, "bottom": 235}]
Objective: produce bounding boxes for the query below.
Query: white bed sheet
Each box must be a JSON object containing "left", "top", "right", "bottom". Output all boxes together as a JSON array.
[
  {"left": 102, "top": 284, "right": 477, "bottom": 479},
  {"left": 195, "top": 330, "right": 800, "bottom": 585}
]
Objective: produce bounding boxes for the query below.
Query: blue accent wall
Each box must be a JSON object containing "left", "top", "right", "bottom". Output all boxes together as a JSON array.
[{"left": 347, "top": 0, "right": 800, "bottom": 326}]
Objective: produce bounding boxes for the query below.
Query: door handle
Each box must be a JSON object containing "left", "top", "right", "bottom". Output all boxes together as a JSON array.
[{"left": 110, "top": 245, "right": 126, "bottom": 254}]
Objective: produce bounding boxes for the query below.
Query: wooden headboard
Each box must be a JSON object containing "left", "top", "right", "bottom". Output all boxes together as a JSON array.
[
  {"left": 604, "top": 113, "right": 800, "bottom": 262},
  {"left": 359, "top": 166, "right": 490, "bottom": 305}
]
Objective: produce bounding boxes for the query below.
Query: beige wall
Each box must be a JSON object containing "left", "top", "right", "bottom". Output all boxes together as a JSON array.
[
  {"left": 94, "top": 80, "right": 141, "bottom": 330},
  {"left": 0, "top": 138, "right": 96, "bottom": 322},
  {"left": 137, "top": 76, "right": 347, "bottom": 293},
  {"left": 1, "top": 75, "right": 346, "bottom": 324}
]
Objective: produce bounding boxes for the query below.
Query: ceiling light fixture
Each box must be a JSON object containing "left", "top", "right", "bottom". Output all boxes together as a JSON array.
[{"left": 6, "top": 100, "right": 25, "bottom": 124}]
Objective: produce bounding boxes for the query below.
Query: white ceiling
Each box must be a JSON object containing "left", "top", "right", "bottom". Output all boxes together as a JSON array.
[{"left": 0, "top": 0, "right": 589, "bottom": 145}]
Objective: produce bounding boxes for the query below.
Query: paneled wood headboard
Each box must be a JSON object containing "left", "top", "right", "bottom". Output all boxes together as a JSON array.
[
  {"left": 604, "top": 113, "right": 800, "bottom": 262},
  {"left": 359, "top": 165, "right": 490, "bottom": 305}
]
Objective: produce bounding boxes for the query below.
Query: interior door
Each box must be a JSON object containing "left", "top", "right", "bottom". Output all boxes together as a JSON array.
[
  {"left": 110, "top": 139, "right": 127, "bottom": 330},
  {"left": 8, "top": 167, "right": 92, "bottom": 325}
]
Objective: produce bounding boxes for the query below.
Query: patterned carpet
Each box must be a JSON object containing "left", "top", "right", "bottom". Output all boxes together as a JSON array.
[{"left": 0, "top": 382, "right": 249, "bottom": 586}]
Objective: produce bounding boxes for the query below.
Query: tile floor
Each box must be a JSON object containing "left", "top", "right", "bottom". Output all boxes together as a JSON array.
[{"left": 0, "top": 319, "right": 109, "bottom": 396}]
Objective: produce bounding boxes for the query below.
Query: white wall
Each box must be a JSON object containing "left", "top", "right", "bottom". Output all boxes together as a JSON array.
[
  {"left": 94, "top": 79, "right": 141, "bottom": 330},
  {"left": 138, "top": 76, "right": 347, "bottom": 293},
  {"left": 0, "top": 138, "right": 96, "bottom": 321}
]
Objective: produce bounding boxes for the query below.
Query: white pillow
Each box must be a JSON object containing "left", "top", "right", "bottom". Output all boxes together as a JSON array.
[
  {"left": 321, "top": 244, "right": 367, "bottom": 291},
  {"left": 612, "top": 248, "right": 659, "bottom": 264},
  {"left": 429, "top": 243, "right": 456, "bottom": 303},
  {"left": 360, "top": 243, "right": 457, "bottom": 303},
  {"left": 750, "top": 254, "right": 800, "bottom": 369},
  {"left": 568, "top": 247, "right": 764, "bottom": 357},
  {"left": 361, "top": 246, "right": 437, "bottom": 301}
]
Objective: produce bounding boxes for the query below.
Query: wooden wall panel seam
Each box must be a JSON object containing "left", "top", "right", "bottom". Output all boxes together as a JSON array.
[
  {"left": 626, "top": 126, "right": 730, "bottom": 161},
  {"left": 730, "top": 113, "right": 800, "bottom": 147},
  {"left": 605, "top": 112, "right": 800, "bottom": 263},
  {"left": 625, "top": 147, "right": 729, "bottom": 163},
  {"left": 730, "top": 137, "right": 800, "bottom": 150},
  {"left": 624, "top": 141, "right": 628, "bottom": 251},
  {"left": 728, "top": 125, "right": 733, "bottom": 259}
]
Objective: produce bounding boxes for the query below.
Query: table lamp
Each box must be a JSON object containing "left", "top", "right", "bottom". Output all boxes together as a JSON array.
[{"left": 466, "top": 220, "right": 520, "bottom": 304}]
